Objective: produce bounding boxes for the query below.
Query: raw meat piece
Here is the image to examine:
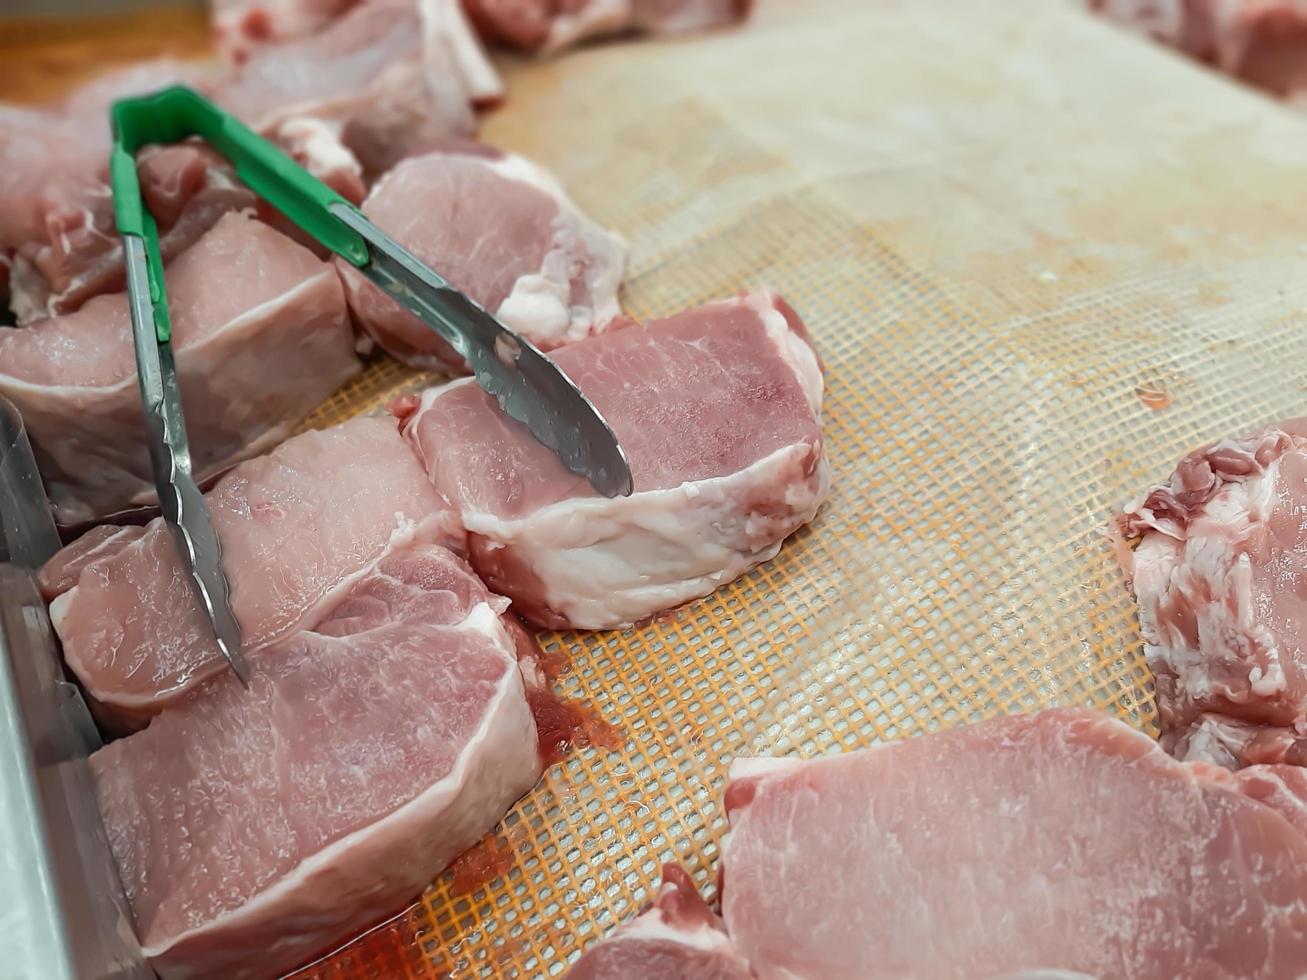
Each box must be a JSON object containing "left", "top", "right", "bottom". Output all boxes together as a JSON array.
[
  {"left": 37, "top": 525, "right": 147, "bottom": 602},
  {"left": 338, "top": 144, "right": 627, "bottom": 371},
  {"left": 49, "top": 414, "right": 460, "bottom": 729},
  {"left": 10, "top": 143, "right": 259, "bottom": 325},
  {"left": 565, "top": 865, "right": 752, "bottom": 980},
  {"left": 720, "top": 707, "right": 1307, "bottom": 979},
  {"left": 92, "top": 544, "right": 542, "bottom": 979},
  {"left": 1122, "top": 419, "right": 1307, "bottom": 768},
  {"left": 402, "top": 290, "right": 827, "bottom": 628},
  {"left": 1091, "top": 1, "right": 1307, "bottom": 98},
  {"left": 465, "top": 0, "right": 751, "bottom": 54},
  {"left": 218, "top": 0, "right": 501, "bottom": 181},
  {"left": 0, "top": 211, "right": 360, "bottom": 524},
  {"left": 211, "top": 0, "right": 366, "bottom": 62}
]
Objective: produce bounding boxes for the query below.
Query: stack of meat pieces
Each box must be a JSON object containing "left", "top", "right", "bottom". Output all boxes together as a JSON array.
[
  {"left": 567, "top": 707, "right": 1307, "bottom": 978},
  {"left": 44, "top": 289, "right": 828, "bottom": 976},
  {"left": 1090, "top": 1, "right": 1307, "bottom": 100}
]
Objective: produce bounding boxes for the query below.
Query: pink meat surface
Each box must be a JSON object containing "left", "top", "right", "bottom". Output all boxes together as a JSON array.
[
  {"left": 92, "top": 544, "right": 542, "bottom": 979},
  {"left": 403, "top": 290, "right": 828, "bottom": 628},
  {"left": 0, "top": 211, "right": 360, "bottom": 524},
  {"left": 1122, "top": 419, "right": 1307, "bottom": 768},
  {"left": 218, "top": 0, "right": 499, "bottom": 181},
  {"left": 1091, "top": 1, "right": 1307, "bottom": 97},
  {"left": 465, "top": 0, "right": 750, "bottom": 53},
  {"left": 721, "top": 707, "right": 1307, "bottom": 979},
  {"left": 37, "top": 525, "right": 147, "bottom": 603},
  {"left": 211, "top": 0, "right": 366, "bottom": 62},
  {"left": 50, "top": 415, "right": 460, "bottom": 729},
  {"left": 338, "top": 144, "right": 626, "bottom": 371},
  {"left": 565, "top": 864, "right": 752, "bottom": 980}
]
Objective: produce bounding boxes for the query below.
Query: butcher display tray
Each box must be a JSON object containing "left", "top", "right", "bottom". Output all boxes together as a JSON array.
[{"left": 11, "top": 0, "right": 1307, "bottom": 976}]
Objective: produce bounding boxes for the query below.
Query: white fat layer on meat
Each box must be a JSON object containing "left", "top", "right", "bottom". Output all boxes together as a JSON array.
[
  {"left": 275, "top": 116, "right": 362, "bottom": 181},
  {"left": 464, "top": 441, "right": 830, "bottom": 628},
  {"left": 616, "top": 908, "right": 730, "bottom": 954},
  {"left": 727, "top": 756, "right": 806, "bottom": 783},
  {"left": 142, "top": 598, "right": 537, "bottom": 962},
  {"left": 59, "top": 509, "right": 458, "bottom": 712},
  {"left": 418, "top": 0, "right": 504, "bottom": 103},
  {"left": 489, "top": 153, "right": 627, "bottom": 347},
  {"left": 745, "top": 290, "right": 823, "bottom": 416},
  {"left": 543, "top": 0, "right": 632, "bottom": 53}
]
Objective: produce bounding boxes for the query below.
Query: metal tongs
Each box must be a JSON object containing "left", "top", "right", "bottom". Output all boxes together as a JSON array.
[{"left": 110, "top": 87, "right": 633, "bottom": 683}]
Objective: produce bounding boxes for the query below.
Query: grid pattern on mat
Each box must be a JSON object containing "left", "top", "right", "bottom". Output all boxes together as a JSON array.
[{"left": 281, "top": 0, "right": 1307, "bottom": 975}]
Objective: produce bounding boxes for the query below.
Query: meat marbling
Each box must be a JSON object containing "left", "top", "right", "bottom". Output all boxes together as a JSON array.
[
  {"left": 402, "top": 290, "right": 828, "bottom": 628},
  {"left": 92, "top": 543, "right": 542, "bottom": 979},
  {"left": 48, "top": 414, "right": 460, "bottom": 729},
  {"left": 1123, "top": 419, "right": 1307, "bottom": 769},
  {"left": 338, "top": 143, "right": 627, "bottom": 371},
  {"left": 0, "top": 211, "right": 360, "bottom": 524},
  {"left": 720, "top": 707, "right": 1307, "bottom": 979},
  {"left": 564, "top": 864, "right": 752, "bottom": 980}
]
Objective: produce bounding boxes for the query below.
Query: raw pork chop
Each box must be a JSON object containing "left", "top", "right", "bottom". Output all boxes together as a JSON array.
[
  {"left": 0, "top": 211, "right": 359, "bottom": 524},
  {"left": 1091, "top": 1, "right": 1307, "bottom": 98},
  {"left": 465, "top": 0, "right": 751, "bottom": 54},
  {"left": 402, "top": 290, "right": 827, "bottom": 628},
  {"left": 1122, "top": 419, "right": 1307, "bottom": 768},
  {"left": 565, "top": 865, "right": 752, "bottom": 980},
  {"left": 219, "top": 0, "right": 501, "bottom": 182},
  {"left": 720, "top": 707, "right": 1307, "bottom": 979},
  {"left": 49, "top": 415, "right": 460, "bottom": 729},
  {"left": 92, "top": 544, "right": 542, "bottom": 979},
  {"left": 338, "top": 143, "right": 627, "bottom": 371}
]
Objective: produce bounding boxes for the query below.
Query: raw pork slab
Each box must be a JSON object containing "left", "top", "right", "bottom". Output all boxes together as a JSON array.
[
  {"left": 1122, "top": 419, "right": 1307, "bottom": 768},
  {"left": 1091, "top": 1, "right": 1307, "bottom": 98},
  {"left": 218, "top": 0, "right": 500, "bottom": 182},
  {"left": 721, "top": 707, "right": 1307, "bottom": 979},
  {"left": 0, "top": 211, "right": 360, "bottom": 524},
  {"left": 49, "top": 415, "right": 460, "bottom": 729},
  {"left": 93, "top": 544, "right": 542, "bottom": 980},
  {"left": 402, "top": 290, "right": 828, "bottom": 629},
  {"left": 338, "top": 143, "right": 627, "bottom": 371},
  {"left": 565, "top": 865, "right": 752, "bottom": 980},
  {"left": 465, "top": 0, "right": 751, "bottom": 54}
]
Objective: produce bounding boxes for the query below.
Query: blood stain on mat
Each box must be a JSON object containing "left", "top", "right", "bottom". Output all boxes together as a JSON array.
[
  {"left": 448, "top": 833, "right": 517, "bottom": 896},
  {"left": 1134, "top": 381, "right": 1172, "bottom": 410},
  {"left": 529, "top": 690, "right": 625, "bottom": 767}
]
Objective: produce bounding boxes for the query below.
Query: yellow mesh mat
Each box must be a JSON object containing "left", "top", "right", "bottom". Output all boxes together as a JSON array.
[
  {"left": 282, "top": 2, "right": 1307, "bottom": 974},
  {"left": 15, "top": 0, "right": 1307, "bottom": 975}
]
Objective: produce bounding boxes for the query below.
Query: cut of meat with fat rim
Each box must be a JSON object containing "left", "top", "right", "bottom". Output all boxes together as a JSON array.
[
  {"left": 402, "top": 290, "right": 828, "bottom": 629},
  {"left": 338, "top": 143, "right": 627, "bottom": 372},
  {"left": 47, "top": 414, "right": 461, "bottom": 730},
  {"left": 564, "top": 864, "right": 752, "bottom": 980},
  {"left": 0, "top": 211, "right": 359, "bottom": 525},
  {"left": 719, "top": 707, "right": 1307, "bottom": 979},
  {"left": 92, "top": 544, "right": 544, "bottom": 980},
  {"left": 1123, "top": 419, "right": 1307, "bottom": 769}
]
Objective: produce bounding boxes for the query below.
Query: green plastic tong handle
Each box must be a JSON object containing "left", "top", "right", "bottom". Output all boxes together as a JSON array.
[{"left": 110, "top": 85, "right": 370, "bottom": 342}]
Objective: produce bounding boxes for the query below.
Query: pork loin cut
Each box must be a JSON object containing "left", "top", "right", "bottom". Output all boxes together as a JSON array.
[
  {"left": 49, "top": 415, "right": 460, "bottom": 729},
  {"left": 92, "top": 543, "right": 542, "bottom": 979},
  {"left": 465, "top": 0, "right": 751, "bottom": 54},
  {"left": 402, "top": 290, "right": 827, "bottom": 628},
  {"left": 720, "top": 707, "right": 1307, "bottom": 979},
  {"left": 338, "top": 144, "right": 627, "bottom": 371},
  {"left": 565, "top": 865, "right": 752, "bottom": 980},
  {"left": 1122, "top": 419, "right": 1307, "bottom": 769},
  {"left": 219, "top": 0, "right": 500, "bottom": 182},
  {"left": 0, "top": 211, "right": 359, "bottom": 524}
]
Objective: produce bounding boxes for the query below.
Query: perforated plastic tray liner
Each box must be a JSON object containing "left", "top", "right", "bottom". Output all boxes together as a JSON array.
[{"left": 18, "top": 0, "right": 1307, "bottom": 975}]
